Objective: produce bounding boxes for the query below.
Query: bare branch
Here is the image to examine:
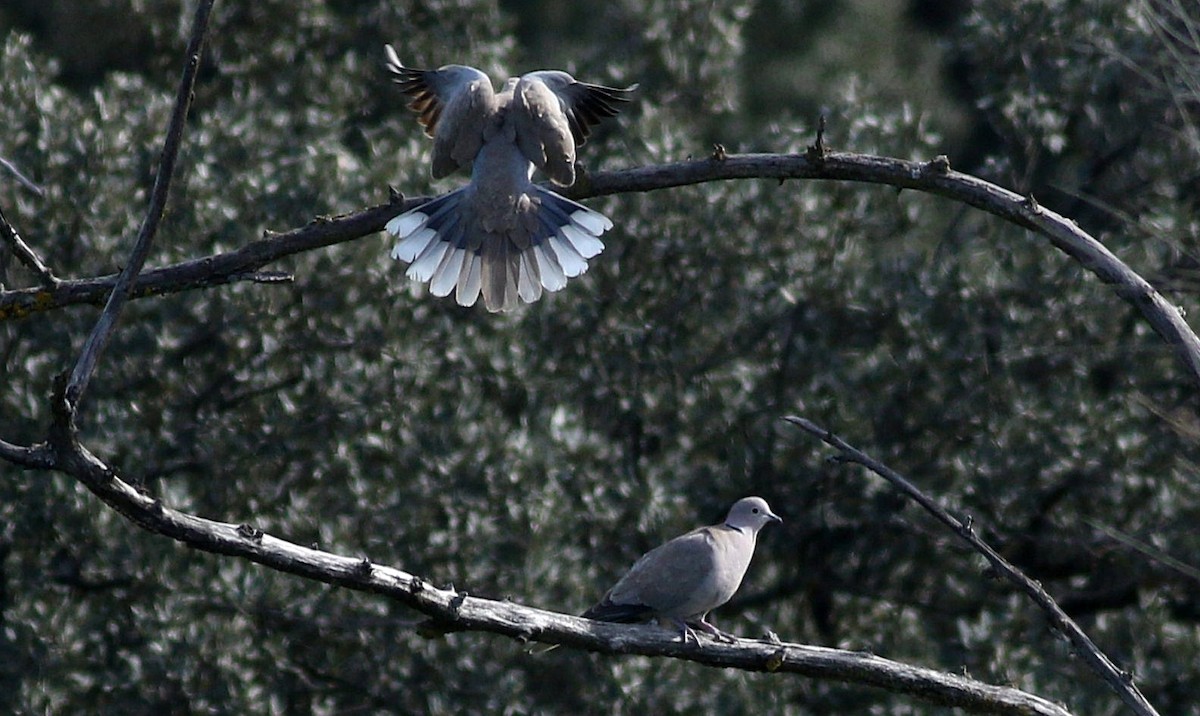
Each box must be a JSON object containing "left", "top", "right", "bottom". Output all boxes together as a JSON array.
[
  {"left": 0, "top": 438, "right": 53, "bottom": 470},
  {"left": 0, "top": 204, "right": 400, "bottom": 320},
  {"left": 62, "top": 0, "right": 216, "bottom": 411},
  {"left": 5, "top": 149, "right": 1197, "bottom": 392},
  {"left": 35, "top": 406, "right": 1070, "bottom": 716},
  {"left": 783, "top": 415, "right": 1161, "bottom": 716},
  {"left": 0, "top": 204, "right": 59, "bottom": 287},
  {"left": 587, "top": 152, "right": 1200, "bottom": 389}
]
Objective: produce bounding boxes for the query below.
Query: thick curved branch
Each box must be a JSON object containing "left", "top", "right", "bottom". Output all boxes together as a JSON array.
[
  {"left": 582, "top": 152, "right": 1200, "bottom": 389},
  {"left": 784, "top": 415, "right": 1159, "bottom": 716},
  {"left": 3, "top": 150, "right": 1196, "bottom": 391},
  {"left": 63, "top": 0, "right": 215, "bottom": 410},
  {"left": 38, "top": 404, "right": 1068, "bottom": 716}
]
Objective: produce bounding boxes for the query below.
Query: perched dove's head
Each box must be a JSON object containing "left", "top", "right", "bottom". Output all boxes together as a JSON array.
[{"left": 724, "top": 496, "right": 782, "bottom": 533}]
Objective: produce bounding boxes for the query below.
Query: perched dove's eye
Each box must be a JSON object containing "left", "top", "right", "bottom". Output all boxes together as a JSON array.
[{"left": 752, "top": 508, "right": 760, "bottom": 514}]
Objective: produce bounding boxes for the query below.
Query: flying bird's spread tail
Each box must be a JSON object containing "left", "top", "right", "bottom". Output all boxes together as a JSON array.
[
  {"left": 382, "top": 45, "right": 635, "bottom": 311},
  {"left": 386, "top": 184, "right": 612, "bottom": 312}
]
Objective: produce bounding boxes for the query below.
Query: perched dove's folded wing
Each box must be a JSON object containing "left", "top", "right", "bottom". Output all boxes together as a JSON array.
[
  {"left": 582, "top": 529, "right": 715, "bottom": 624},
  {"left": 582, "top": 496, "right": 781, "bottom": 643}
]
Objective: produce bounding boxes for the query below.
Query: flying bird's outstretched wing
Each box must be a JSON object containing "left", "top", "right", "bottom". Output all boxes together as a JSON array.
[
  {"left": 384, "top": 45, "right": 496, "bottom": 178},
  {"left": 512, "top": 72, "right": 637, "bottom": 186}
]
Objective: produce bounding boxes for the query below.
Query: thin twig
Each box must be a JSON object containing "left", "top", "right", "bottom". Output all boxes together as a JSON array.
[
  {"left": 0, "top": 204, "right": 59, "bottom": 287},
  {"left": 783, "top": 415, "right": 1160, "bottom": 716},
  {"left": 0, "top": 156, "right": 45, "bottom": 196},
  {"left": 1084, "top": 518, "right": 1200, "bottom": 584},
  {"left": 62, "top": 0, "right": 216, "bottom": 410}
]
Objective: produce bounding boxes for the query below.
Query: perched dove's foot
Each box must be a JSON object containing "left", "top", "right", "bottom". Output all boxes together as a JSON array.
[
  {"left": 690, "top": 619, "right": 738, "bottom": 643},
  {"left": 671, "top": 619, "right": 702, "bottom": 645}
]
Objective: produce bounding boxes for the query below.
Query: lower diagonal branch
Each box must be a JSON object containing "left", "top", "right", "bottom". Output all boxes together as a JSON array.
[
  {"left": 33, "top": 397, "right": 1068, "bottom": 715},
  {"left": 784, "top": 415, "right": 1160, "bottom": 716}
]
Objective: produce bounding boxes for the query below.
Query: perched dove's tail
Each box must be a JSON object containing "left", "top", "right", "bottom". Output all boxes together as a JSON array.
[
  {"left": 528, "top": 599, "right": 651, "bottom": 655},
  {"left": 386, "top": 185, "right": 613, "bottom": 312},
  {"left": 580, "top": 600, "right": 654, "bottom": 623}
]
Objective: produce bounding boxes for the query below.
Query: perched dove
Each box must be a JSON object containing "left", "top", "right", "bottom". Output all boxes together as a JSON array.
[
  {"left": 583, "top": 496, "right": 781, "bottom": 643},
  {"left": 383, "top": 45, "right": 636, "bottom": 312}
]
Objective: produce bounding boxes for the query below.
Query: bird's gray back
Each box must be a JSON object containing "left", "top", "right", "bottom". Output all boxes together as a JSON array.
[{"left": 607, "top": 524, "right": 756, "bottom": 621}]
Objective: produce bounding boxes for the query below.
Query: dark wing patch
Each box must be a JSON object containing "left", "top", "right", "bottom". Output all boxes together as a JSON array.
[
  {"left": 560, "top": 82, "right": 639, "bottom": 147},
  {"left": 385, "top": 50, "right": 444, "bottom": 138}
]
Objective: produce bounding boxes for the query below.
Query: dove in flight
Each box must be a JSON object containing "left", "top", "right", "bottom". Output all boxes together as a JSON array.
[
  {"left": 383, "top": 46, "right": 636, "bottom": 312},
  {"left": 582, "top": 496, "right": 781, "bottom": 643}
]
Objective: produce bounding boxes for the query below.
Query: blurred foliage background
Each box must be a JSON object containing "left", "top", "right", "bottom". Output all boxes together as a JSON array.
[{"left": 2, "top": 0, "right": 1199, "bottom": 713}]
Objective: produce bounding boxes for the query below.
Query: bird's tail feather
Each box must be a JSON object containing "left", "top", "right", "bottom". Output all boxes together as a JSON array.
[
  {"left": 386, "top": 185, "right": 613, "bottom": 312},
  {"left": 580, "top": 600, "right": 654, "bottom": 623},
  {"left": 529, "top": 599, "right": 652, "bottom": 655}
]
